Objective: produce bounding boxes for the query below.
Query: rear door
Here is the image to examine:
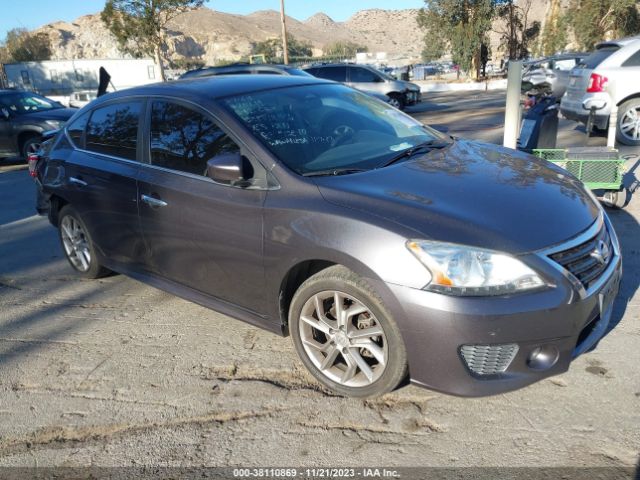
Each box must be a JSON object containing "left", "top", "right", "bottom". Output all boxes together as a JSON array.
[
  {"left": 61, "top": 100, "right": 145, "bottom": 265},
  {"left": 137, "top": 98, "right": 267, "bottom": 313}
]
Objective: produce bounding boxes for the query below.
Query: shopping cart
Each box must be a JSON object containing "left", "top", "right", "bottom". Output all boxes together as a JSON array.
[{"left": 532, "top": 147, "right": 627, "bottom": 208}]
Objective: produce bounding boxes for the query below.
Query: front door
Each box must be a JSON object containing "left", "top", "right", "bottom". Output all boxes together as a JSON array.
[{"left": 137, "top": 99, "right": 266, "bottom": 314}]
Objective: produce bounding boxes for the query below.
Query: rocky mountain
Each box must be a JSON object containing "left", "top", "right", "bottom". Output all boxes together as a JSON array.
[
  {"left": 34, "top": 6, "right": 426, "bottom": 66},
  {"left": 33, "top": 1, "right": 560, "bottom": 67}
]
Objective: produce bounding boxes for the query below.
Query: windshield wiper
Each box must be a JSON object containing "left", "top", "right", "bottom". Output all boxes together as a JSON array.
[
  {"left": 302, "top": 168, "right": 369, "bottom": 177},
  {"left": 378, "top": 139, "right": 451, "bottom": 168}
]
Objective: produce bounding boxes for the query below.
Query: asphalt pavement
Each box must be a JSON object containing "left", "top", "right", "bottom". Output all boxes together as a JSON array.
[{"left": 0, "top": 91, "right": 638, "bottom": 469}]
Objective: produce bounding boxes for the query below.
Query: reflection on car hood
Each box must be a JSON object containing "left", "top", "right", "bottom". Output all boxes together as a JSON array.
[
  {"left": 19, "top": 108, "right": 76, "bottom": 122},
  {"left": 315, "top": 139, "right": 600, "bottom": 253}
]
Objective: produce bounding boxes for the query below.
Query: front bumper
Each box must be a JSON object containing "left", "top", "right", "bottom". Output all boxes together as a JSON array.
[{"left": 385, "top": 215, "right": 622, "bottom": 397}]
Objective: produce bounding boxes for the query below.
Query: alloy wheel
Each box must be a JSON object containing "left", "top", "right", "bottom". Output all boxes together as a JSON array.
[
  {"left": 60, "top": 216, "right": 91, "bottom": 272},
  {"left": 298, "top": 290, "right": 388, "bottom": 387},
  {"left": 619, "top": 105, "right": 640, "bottom": 142}
]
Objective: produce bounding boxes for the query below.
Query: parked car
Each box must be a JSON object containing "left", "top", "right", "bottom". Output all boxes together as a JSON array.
[
  {"left": 34, "top": 75, "right": 621, "bottom": 398},
  {"left": 180, "top": 63, "right": 311, "bottom": 79},
  {"left": 561, "top": 36, "right": 640, "bottom": 145},
  {"left": 0, "top": 90, "right": 76, "bottom": 160},
  {"left": 180, "top": 62, "right": 391, "bottom": 105},
  {"left": 303, "top": 63, "right": 421, "bottom": 109},
  {"left": 69, "top": 90, "right": 98, "bottom": 109},
  {"left": 522, "top": 53, "right": 588, "bottom": 99}
]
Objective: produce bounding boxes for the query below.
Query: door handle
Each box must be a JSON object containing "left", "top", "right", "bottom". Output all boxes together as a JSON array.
[
  {"left": 69, "top": 176, "right": 88, "bottom": 187},
  {"left": 141, "top": 194, "right": 168, "bottom": 208}
]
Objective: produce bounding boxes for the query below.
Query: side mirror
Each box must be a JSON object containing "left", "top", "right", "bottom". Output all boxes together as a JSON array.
[{"left": 206, "top": 152, "right": 251, "bottom": 186}]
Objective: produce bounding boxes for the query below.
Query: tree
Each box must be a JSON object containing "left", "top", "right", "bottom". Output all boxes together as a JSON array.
[
  {"left": 323, "top": 41, "right": 367, "bottom": 57},
  {"left": 0, "top": 28, "right": 51, "bottom": 63},
  {"left": 417, "top": 0, "right": 496, "bottom": 79},
  {"left": 540, "top": 13, "right": 568, "bottom": 55},
  {"left": 101, "top": 0, "right": 206, "bottom": 81},
  {"left": 569, "top": 0, "right": 640, "bottom": 51},
  {"left": 494, "top": 0, "right": 540, "bottom": 60},
  {"left": 252, "top": 35, "right": 312, "bottom": 61}
]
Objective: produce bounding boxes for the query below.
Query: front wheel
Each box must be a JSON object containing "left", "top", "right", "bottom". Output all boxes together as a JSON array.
[
  {"left": 289, "top": 266, "right": 408, "bottom": 397},
  {"left": 386, "top": 93, "right": 405, "bottom": 110},
  {"left": 21, "top": 136, "right": 42, "bottom": 162},
  {"left": 601, "top": 189, "right": 627, "bottom": 209},
  {"left": 58, "top": 205, "right": 110, "bottom": 278}
]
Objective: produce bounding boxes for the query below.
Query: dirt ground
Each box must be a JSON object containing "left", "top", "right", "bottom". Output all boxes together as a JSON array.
[{"left": 0, "top": 91, "right": 638, "bottom": 470}]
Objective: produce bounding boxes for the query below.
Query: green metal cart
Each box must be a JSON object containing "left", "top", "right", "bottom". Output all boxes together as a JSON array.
[{"left": 532, "top": 147, "right": 627, "bottom": 208}]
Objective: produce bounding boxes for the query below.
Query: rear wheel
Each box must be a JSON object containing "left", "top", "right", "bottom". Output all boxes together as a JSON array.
[
  {"left": 616, "top": 99, "right": 640, "bottom": 146},
  {"left": 58, "top": 205, "right": 110, "bottom": 278},
  {"left": 289, "top": 265, "right": 408, "bottom": 397}
]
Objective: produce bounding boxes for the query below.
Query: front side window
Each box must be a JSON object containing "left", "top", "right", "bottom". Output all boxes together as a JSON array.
[
  {"left": 222, "top": 84, "right": 444, "bottom": 176},
  {"left": 149, "top": 101, "right": 240, "bottom": 176},
  {"left": 85, "top": 102, "right": 141, "bottom": 161},
  {"left": 350, "top": 67, "right": 381, "bottom": 83}
]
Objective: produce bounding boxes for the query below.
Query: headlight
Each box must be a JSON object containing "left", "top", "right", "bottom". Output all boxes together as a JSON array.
[{"left": 406, "top": 240, "right": 547, "bottom": 296}]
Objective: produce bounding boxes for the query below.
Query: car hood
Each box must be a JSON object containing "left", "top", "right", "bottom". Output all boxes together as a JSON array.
[
  {"left": 19, "top": 108, "right": 76, "bottom": 122},
  {"left": 397, "top": 80, "right": 420, "bottom": 92},
  {"left": 315, "top": 139, "right": 600, "bottom": 254}
]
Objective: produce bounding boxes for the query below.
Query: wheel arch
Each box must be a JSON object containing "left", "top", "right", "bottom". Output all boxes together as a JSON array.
[
  {"left": 616, "top": 93, "right": 640, "bottom": 107},
  {"left": 48, "top": 194, "right": 69, "bottom": 227}
]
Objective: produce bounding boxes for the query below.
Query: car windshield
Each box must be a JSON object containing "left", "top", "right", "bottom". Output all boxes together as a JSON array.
[
  {"left": 221, "top": 84, "right": 445, "bottom": 176},
  {"left": 0, "top": 92, "right": 61, "bottom": 114}
]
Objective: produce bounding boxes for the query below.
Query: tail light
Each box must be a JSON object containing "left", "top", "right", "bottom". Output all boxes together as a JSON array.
[
  {"left": 586, "top": 73, "right": 609, "bottom": 93},
  {"left": 27, "top": 153, "right": 39, "bottom": 178}
]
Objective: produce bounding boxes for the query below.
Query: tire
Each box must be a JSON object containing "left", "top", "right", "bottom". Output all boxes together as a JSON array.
[
  {"left": 289, "top": 265, "right": 408, "bottom": 398},
  {"left": 616, "top": 99, "right": 640, "bottom": 146},
  {"left": 21, "top": 135, "right": 42, "bottom": 162},
  {"left": 387, "top": 93, "right": 405, "bottom": 110},
  {"left": 57, "top": 205, "right": 110, "bottom": 279}
]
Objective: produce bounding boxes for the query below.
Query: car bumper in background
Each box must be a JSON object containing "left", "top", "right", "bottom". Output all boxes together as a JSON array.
[{"left": 560, "top": 94, "right": 611, "bottom": 130}]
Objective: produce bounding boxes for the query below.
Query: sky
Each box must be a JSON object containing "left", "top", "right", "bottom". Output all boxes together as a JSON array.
[{"left": 0, "top": 0, "right": 425, "bottom": 38}]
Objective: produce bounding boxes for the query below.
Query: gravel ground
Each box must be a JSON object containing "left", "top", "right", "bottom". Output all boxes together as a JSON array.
[{"left": 0, "top": 91, "right": 638, "bottom": 470}]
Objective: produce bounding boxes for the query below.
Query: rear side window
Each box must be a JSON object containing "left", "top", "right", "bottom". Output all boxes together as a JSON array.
[
  {"left": 622, "top": 48, "right": 640, "bottom": 67},
  {"left": 85, "top": 102, "right": 141, "bottom": 161},
  {"left": 579, "top": 46, "right": 620, "bottom": 69},
  {"left": 66, "top": 111, "right": 90, "bottom": 148},
  {"left": 149, "top": 101, "right": 240, "bottom": 176},
  {"left": 312, "top": 66, "right": 347, "bottom": 82},
  {"left": 349, "top": 67, "right": 381, "bottom": 83}
]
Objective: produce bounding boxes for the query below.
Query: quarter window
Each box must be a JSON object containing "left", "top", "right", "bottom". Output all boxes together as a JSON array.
[
  {"left": 149, "top": 101, "right": 240, "bottom": 176},
  {"left": 622, "top": 48, "right": 640, "bottom": 67},
  {"left": 85, "top": 102, "right": 141, "bottom": 161},
  {"left": 66, "top": 111, "right": 90, "bottom": 148}
]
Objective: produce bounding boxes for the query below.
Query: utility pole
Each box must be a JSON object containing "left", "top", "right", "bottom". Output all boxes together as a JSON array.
[{"left": 280, "top": 0, "right": 289, "bottom": 64}]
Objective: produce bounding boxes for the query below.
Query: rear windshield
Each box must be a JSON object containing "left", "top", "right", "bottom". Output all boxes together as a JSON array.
[{"left": 578, "top": 46, "right": 620, "bottom": 69}]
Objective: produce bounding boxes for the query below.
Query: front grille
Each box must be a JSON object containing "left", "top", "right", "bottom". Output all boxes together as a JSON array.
[
  {"left": 460, "top": 344, "right": 519, "bottom": 376},
  {"left": 549, "top": 224, "right": 613, "bottom": 289}
]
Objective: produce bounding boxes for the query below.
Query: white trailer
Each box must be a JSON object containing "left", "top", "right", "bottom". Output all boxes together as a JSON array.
[{"left": 0, "top": 58, "right": 158, "bottom": 105}]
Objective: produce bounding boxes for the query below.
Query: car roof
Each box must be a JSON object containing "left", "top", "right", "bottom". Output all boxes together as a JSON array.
[
  {"left": 597, "top": 35, "right": 640, "bottom": 48},
  {"left": 89, "top": 75, "right": 332, "bottom": 106},
  {"left": 182, "top": 63, "right": 299, "bottom": 77}
]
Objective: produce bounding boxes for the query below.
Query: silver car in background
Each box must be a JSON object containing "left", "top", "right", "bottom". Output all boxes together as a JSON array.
[
  {"left": 522, "top": 53, "right": 587, "bottom": 98},
  {"left": 304, "top": 63, "right": 421, "bottom": 110},
  {"left": 561, "top": 36, "right": 640, "bottom": 145}
]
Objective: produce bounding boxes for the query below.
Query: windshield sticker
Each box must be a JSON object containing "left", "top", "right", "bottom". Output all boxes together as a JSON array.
[{"left": 389, "top": 142, "right": 412, "bottom": 151}]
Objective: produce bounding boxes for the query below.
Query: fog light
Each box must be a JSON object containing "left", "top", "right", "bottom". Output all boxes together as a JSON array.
[{"left": 527, "top": 346, "right": 559, "bottom": 371}]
